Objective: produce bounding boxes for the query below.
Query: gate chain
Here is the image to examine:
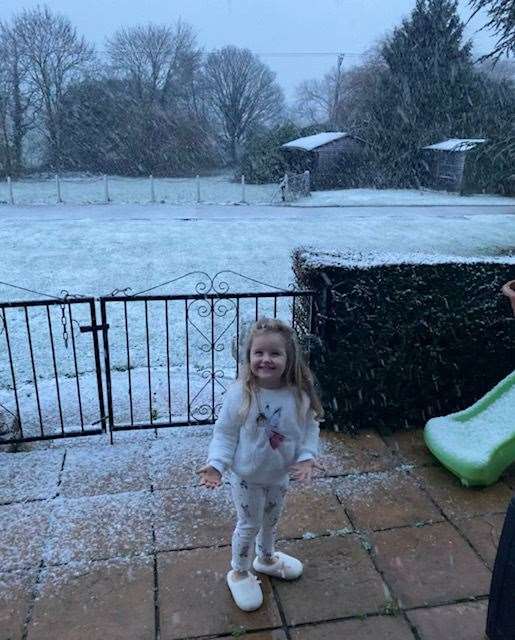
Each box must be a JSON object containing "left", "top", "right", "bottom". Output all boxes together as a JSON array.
[
  {"left": 59, "top": 290, "right": 87, "bottom": 349},
  {"left": 60, "top": 302, "right": 69, "bottom": 349}
]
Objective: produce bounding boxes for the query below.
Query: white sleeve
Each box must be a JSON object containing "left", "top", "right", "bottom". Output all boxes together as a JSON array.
[
  {"left": 207, "top": 384, "right": 242, "bottom": 475},
  {"left": 296, "top": 393, "right": 320, "bottom": 463}
]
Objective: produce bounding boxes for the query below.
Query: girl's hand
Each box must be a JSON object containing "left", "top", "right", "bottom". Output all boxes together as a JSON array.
[
  {"left": 289, "top": 458, "right": 326, "bottom": 483},
  {"left": 196, "top": 464, "right": 222, "bottom": 489}
]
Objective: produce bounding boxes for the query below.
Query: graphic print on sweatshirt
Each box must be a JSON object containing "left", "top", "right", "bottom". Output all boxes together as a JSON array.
[{"left": 256, "top": 404, "right": 285, "bottom": 450}]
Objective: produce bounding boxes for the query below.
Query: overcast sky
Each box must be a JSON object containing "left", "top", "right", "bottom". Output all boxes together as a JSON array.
[{"left": 2, "top": 0, "right": 495, "bottom": 99}]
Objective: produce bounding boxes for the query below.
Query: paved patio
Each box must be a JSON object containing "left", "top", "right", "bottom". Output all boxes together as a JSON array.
[{"left": 1, "top": 426, "right": 512, "bottom": 640}]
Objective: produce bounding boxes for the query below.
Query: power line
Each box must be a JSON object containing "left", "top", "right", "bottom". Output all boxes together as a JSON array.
[
  {"left": 97, "top": 49, "right": 366, "bottom": 59},
  {"left": 254, "top": 51, "right": 365, "bottom": 57}
]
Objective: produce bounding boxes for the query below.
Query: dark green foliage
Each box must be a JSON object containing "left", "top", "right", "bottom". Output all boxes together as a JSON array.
[
  {"left": 239, "top": 123, "right": 327, "bottom": 184},
  {"left": 378, "top": 0, "right": 476, "bottom": 187},
  {"left": 461, "top": 73, "right": 515, "bottom": 194},
  {"left": 469, "top": 0, "right": 515, "bottom": 60},
  {"left": 293, "top": 247, "right": 515, "bottom": 432},
  {"left": 343, "top": 0, "right": 514, "bottom": 192},
  {"left": 60, "top": 78, "right": 221, "bottom": 176}
]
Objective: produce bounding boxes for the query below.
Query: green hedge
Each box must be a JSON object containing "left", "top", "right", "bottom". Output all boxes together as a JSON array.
[{"left": 293, "top": 248, "right": 515, "bottom": 433}]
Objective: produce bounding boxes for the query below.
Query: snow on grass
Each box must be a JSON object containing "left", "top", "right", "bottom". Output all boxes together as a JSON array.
[
  {"left": 1, "top": 173, "right": 512, "bottom": 207},
  {"left": 2, "top": 202, "right": 513, "bottom": 310},
  {"left": 0, "top": 174, "right": 281, "bottom": 206},
  {"left": 298, "top": 187, "right": 513, "bottom": 207},
  {"left": 0, "top": 200, "right": 513, "bottom": 443}
]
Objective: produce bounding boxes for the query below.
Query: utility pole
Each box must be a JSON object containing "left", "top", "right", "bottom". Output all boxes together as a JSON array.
[{"left": 331, "top": 53, "right": 345, "bottom": 128}]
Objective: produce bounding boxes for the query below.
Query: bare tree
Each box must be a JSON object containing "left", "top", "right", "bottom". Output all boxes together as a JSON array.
[
  {"left": 468, "top": 0, "right": 515, "bottom": 61},
  {"left": 204, "top": 46, "right": 284, "bottom": 163},
  {"left": 294, "top": 77, "right": 332, "bottom": 124},
  {"left": 0, "top": 22, "right": 34, "bottom": 176},
  {"left": 105, "top": 21, "right": 214, "bottom": 174},
  {"left": 13, "top": 6, "right": 95, "bottom": 170},
  {"left": 107, "top": 21, "right": 201, "bottom": 110},
  {"left": 293, "top": 55, "right": 346, "bottom": 128}
]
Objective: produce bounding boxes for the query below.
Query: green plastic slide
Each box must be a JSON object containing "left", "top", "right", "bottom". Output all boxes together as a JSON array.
[{"left": 424, "top": 370, "right": 515, "bottom": 486}]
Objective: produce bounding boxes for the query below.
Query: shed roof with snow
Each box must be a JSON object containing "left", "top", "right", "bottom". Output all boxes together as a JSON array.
[
  {"left": 421, "top": 138, "right": 486, "bottom": 153},
  {"left": 281, "top": 132, "right": 348, "bottom": 152}
]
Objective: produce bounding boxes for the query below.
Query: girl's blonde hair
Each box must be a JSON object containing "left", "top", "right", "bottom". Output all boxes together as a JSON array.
[{"left": 237, "top": 317, "right": 324, "bottom": 423}]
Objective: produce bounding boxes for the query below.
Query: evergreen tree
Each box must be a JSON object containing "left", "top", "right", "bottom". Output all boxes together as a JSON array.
[
  {"left": 377, "top": 0, "right": 477, "bottom": 186},
  {"left": 239, "top": 123, "right": 323, "bottom": 184},
  {"left": 469, "top": 0, "right": 515, "bottom": 60}
]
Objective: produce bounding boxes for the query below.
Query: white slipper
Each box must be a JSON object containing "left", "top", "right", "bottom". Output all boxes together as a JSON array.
[
  {"left": 252, "top": 551, "right": 303, "bottom": 580},
  {"left": 226, "top": 570, "right": 263, "bottom": 611}
]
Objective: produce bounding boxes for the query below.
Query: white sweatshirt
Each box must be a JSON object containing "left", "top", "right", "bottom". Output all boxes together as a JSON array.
[{"left": 207, "top": 380, "right": 320, "bottom": 484}]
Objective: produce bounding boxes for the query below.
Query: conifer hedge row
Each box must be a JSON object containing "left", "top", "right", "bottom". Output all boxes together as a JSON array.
[{"left": 292, "top": 247, "right": 515, "bottom": 432}]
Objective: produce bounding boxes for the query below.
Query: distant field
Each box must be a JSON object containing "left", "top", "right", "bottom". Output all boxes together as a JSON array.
[
  {"left": 1, "top": 173, "right": 512, "bottom": 207},
  {"left": 0, "top": 173, "right": 280, "bottom": 206}
]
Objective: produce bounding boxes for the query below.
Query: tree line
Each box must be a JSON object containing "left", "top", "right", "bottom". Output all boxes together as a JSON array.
[
  {"left": 0, "top": 6, "right": 284, "bottom": 177},
  {"left": 287, "top": 0, "right": 514, "bottom": 193},
  {"left": 0, "top": 1, "right": 513, "bottom": 194}
]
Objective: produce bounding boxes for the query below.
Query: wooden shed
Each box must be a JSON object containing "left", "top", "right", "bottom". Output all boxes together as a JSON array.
[
  {"left": 420, "top": 138, "right": 486, "bottom": 193},
  {"left": 280, "top": 132, "right": 368, "bottom": 189}
]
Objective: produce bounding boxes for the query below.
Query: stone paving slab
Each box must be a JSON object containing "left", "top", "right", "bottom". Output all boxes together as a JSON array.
[
  {"left": 453, "top": 513, "right": 506, "bottom": 570},
  {"left": 371, "top": 521, "right": 492, "bottom": 608},
  {"left": 1, "top": 502, "right": 51, "bottom": 571},
  {"left": 59, "top": 443, "right": 151, "bottom": 497},
  {"left": 319, "top": 431, "right": 397, "bottom": 476},
  {"left": 289, "top": 615, "right": 416, "bottom": 639},
  {"left": 27, "top": 556, "right": 154, "bottom": 640},
  {"left": 334, "top": 468, "right": 443, "bottom": 531},
  {"left": 406, "top": 600, "right": 488, "bottom": 640},
  {"left": 157, "top": 546, "right": 282, "bottom": 639},
  {"left": 273, "top": 536, "right": 388, "bottom": 626},
  {"left": 153, "top": 484, "right": 235, "bottom": 551},
  {"left": 44, "top": 491, "right": 153, "bottom": 564},
  {"left": 149, "top": 433, "right": 209, "bottom": 490},
  {"left": 383, "top": 429, "right": 439, "bottom": 467},
  {"left": 0, "top": 450, "right": 63, "bottom": 504},
  {"left": 0, "top": 427, "right": 505, "bottom": 640},
  {"left": 278, "top": 478, "right": 351, "bottom": 539},
  {"left": 0, "top": 570, "right": 37, "bottom": 640},
  {"left": 413, "top": 465, "right": 513, "bottom": 520}
]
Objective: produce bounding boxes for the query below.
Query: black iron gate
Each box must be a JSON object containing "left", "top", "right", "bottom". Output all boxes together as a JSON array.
[
  {"left": 0, "top": 297, "right": 106, "bottom": 443},
  {"left": 99, "top": 272, "right": 315, "bottom": 441},
  {"left": 0, "top": 273, "right": 316, "bottom": 444}
]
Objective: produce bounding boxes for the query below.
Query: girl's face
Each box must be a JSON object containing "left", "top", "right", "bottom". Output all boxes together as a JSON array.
[{"left": 249, "top": 332, "right": 288, "bottom": 388}]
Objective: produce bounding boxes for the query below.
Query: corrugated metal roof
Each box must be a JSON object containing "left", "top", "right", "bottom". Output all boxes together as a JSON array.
[{"left": 281, "top": 132, "right": 348, "bottom": 151}]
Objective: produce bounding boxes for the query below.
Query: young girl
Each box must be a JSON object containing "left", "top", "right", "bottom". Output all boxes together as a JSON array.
[{"left": 196, "top": 317, "right": 324, "bottom": 612}]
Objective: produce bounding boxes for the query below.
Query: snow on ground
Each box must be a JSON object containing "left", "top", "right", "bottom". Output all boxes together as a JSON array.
[
  {"left": 1, "top": 173, "right": 512, "bottom": 206},
  {"left": 1, "top": 201, "right": 514, "bottom": 440},
  {"left": 2, "top": 202, "right": 514, "bottom": 304},
  {"left": 298, "top": 187, "right": 513, "bottom": 207},
  {"left": 0, "top": 174, "right": 281, "bottom": 206}
]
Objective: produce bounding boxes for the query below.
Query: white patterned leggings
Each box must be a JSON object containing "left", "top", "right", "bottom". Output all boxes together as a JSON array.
[{"left": 230, "top": 472, "right": 289, "bottom": 572}]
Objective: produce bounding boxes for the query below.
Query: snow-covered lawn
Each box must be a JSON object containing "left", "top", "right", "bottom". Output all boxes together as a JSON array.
[
  {"left": 2, "top": 202, "right": 514, "bottom": 303},
  {"left": 299, "top": 187, "right": 513, "bottom": 207},
  {"left": 0, "top": 174, "right": 280, "bottom": 206},
  {"left": 1, "top": 201, "right": 514, "bottom": 439},
  {"left": 1, "top": 172, "right": 512, "bottom": 206}
]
